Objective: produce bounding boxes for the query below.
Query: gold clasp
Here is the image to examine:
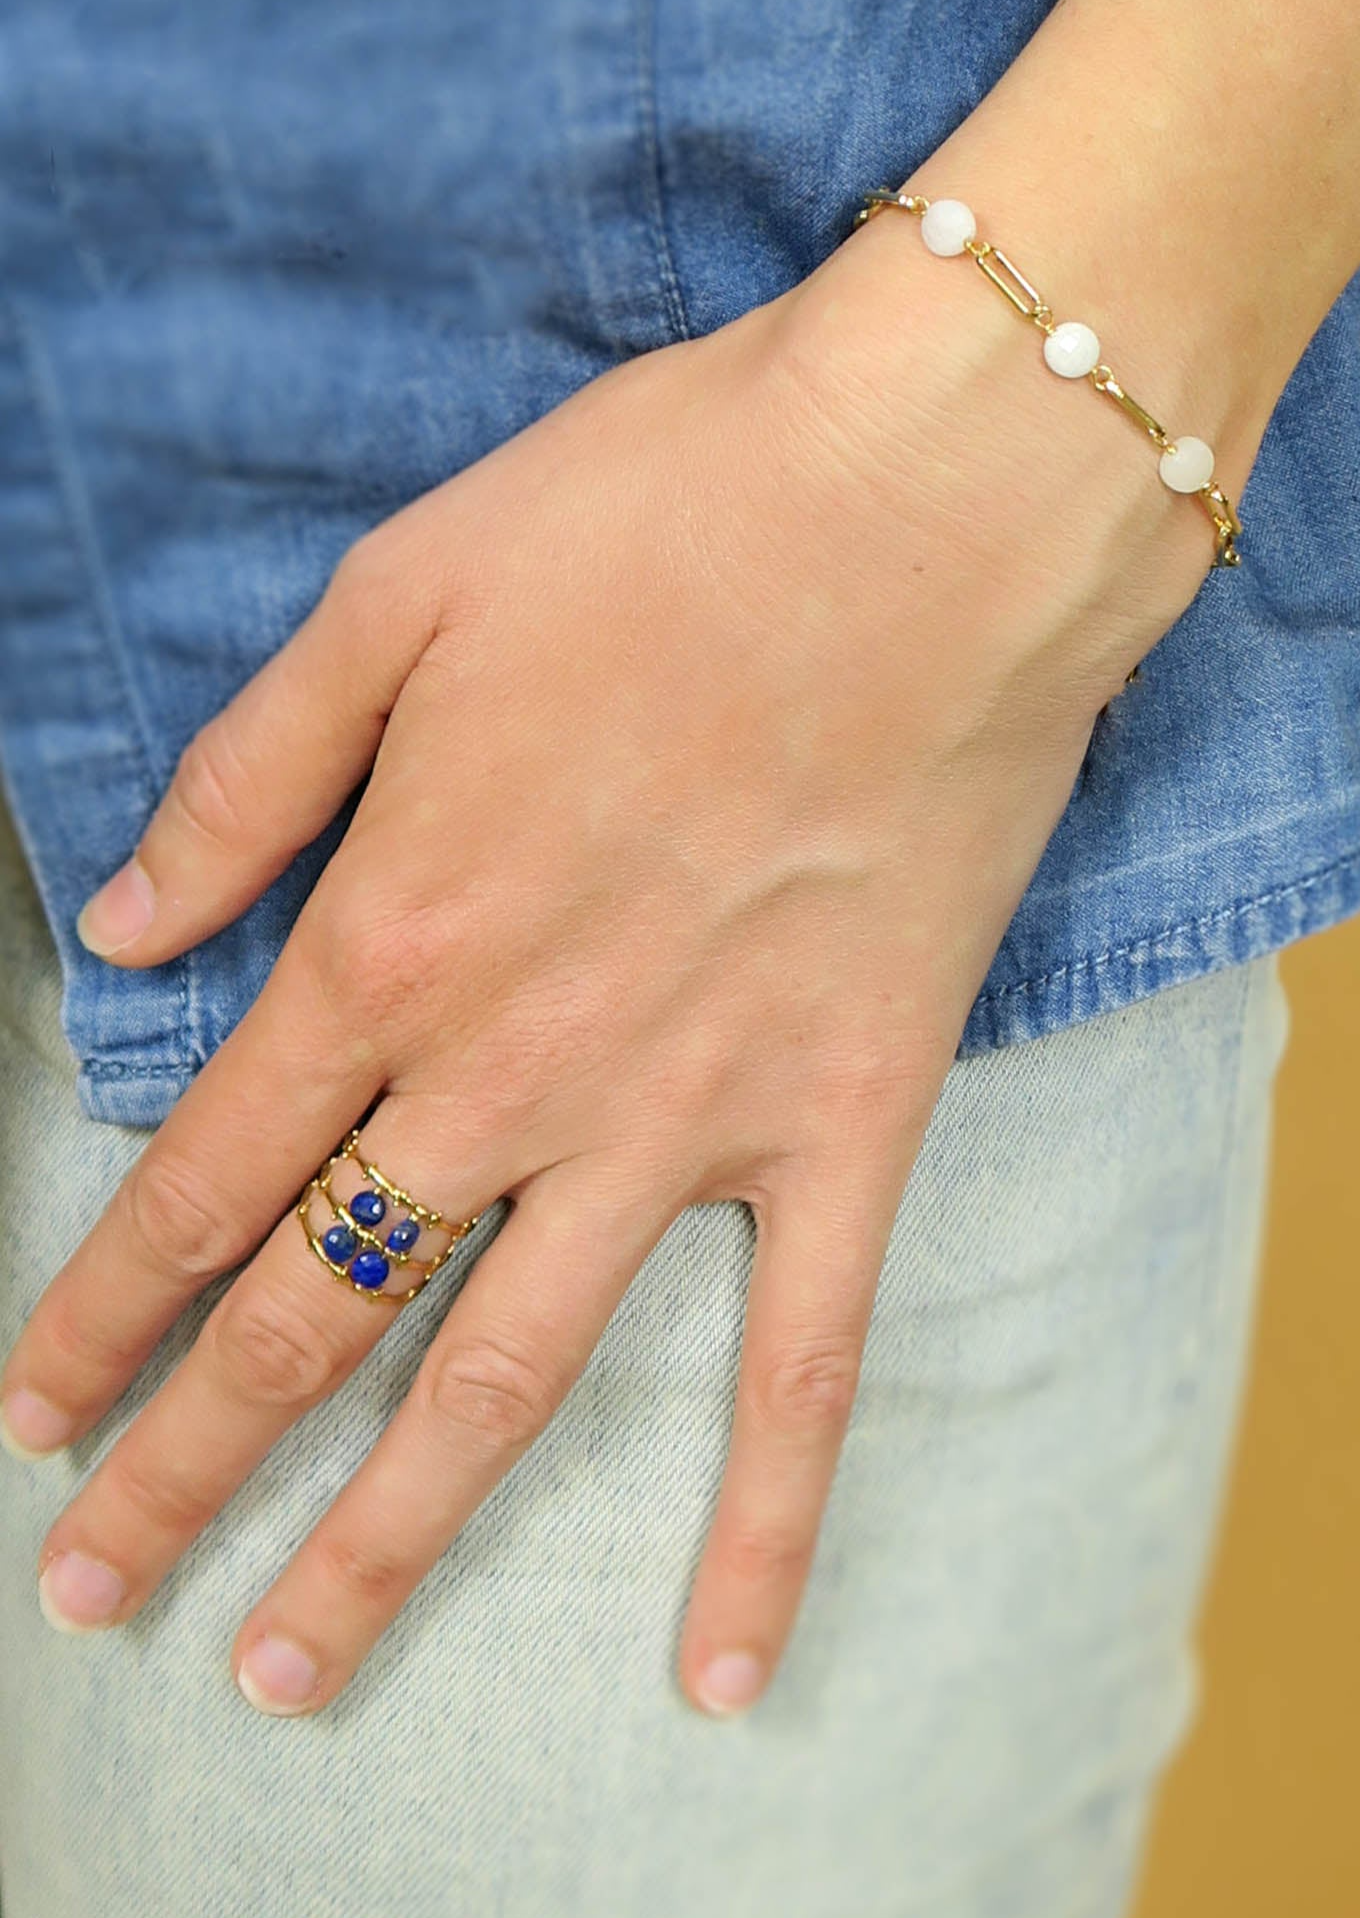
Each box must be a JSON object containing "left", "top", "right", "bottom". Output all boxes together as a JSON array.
[
  {"left": 1200, "top": 484, "right": 1243, "bottom": 567},
  {"left": 852, "top": 188, "right": 928, "bottom": 230}
]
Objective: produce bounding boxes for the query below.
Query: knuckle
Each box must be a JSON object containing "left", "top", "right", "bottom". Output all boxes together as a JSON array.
[
  {"left": 328, "top": 529, "right": 395, "bottom": 616},
  {"left": 819, "top": 1051, "right": 918, "bottom": 1124},
  {"left": 290, "top": 900, "right": 359, "bottom": 1026},
  {"left": 310, "top": 896, "right": 443, "bottom": 1032},
  {"left": 166, "top": 721, "right": 251, "bottom": 853},
  {"left": 123, "top": 1154, "right": 240, "bottom": 1281},
  {"left": 802, "top": 1048, "right": 939, "bottom": 1167},
  {"left": 722, "top": 1520, "right": 815, "bottom": 1587},
  {"left": 347, "top": 909, "right": 438, "bottom": 1011},
  {"left": 420, "top": 1334, "right": 556, "bottom": 1449},
  {"left": 313, "top": 1530, "right": 408, "bottom": 1608},
  {"left": 751, "top": 1338, "right": 862, "bottom": 1432},
  {"left": 110, "top": 1446, "right": 219, "bottom": 1538},
  {"left": 209, "top": 1292, "right": 348, "bottom": 1407},
  {"left": 323, "top": 520, "right": 447, "bottom": 662}
]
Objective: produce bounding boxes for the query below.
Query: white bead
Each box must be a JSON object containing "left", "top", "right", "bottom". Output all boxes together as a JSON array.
[
  {"left": 1159, "top": 436, "right": 1216, "bottom": 493},
  {"left": 1043, "top": 320, "right": 1101, "bottom": 379},
  {"left": 920, "top": 199, "right": 977, "bottom": 256}
]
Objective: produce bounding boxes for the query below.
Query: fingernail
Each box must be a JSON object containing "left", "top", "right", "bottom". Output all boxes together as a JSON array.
[
  {"left": 1, "top": 1388, "right": 73, "bottom": 1459},
  {"left": 76, "top": 857, "right": 154, "bottom": 956},
  {"left": 38, "top": 1551, "right": 126, "bottom": 1632},
  {"left": 695, "top": 1649, "right": 766, "bottom": 1717},
  {"left": 237, "top": 1635, "right": 321, "bottom": 1716}
]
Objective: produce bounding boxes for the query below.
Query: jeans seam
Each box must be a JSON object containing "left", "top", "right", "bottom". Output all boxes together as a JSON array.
[{"left": 1169, "top": 943, "right": 1276, "bottom": 1701}]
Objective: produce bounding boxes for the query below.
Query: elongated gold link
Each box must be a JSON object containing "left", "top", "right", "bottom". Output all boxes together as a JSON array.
[
  {"left": 966, "top": 241, "right": 1042, "bottom": 321},
  {"left": 1089, "top": 368, "right": 1172, "bottom": 450},
  {"left": 851, "top": 189, "right": 1243, "bottom": 571},
  {"left": 340, "top": 1128, "right": 481, "bottom": 1236}
]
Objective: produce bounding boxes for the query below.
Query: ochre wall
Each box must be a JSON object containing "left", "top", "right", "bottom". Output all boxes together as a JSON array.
[{"left": 1134, "top": 914, "right": 1360, "bottom": 1916}]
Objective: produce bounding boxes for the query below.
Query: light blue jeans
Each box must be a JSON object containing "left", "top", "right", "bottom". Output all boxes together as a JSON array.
[{"left": 0, "top": 794, "right": 1291, "bottom": 1918}]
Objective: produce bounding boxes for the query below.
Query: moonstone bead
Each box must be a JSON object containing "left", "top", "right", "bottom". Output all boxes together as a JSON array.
[
  {"left": 1043, "top": 320, "right": 1101, "bottom": 379},
  {"left": 920, "top": 199, "right": 976, "bottom": 256},
  {"left": 1159, "top": 436, "right": 1216, "bottom": 493}
]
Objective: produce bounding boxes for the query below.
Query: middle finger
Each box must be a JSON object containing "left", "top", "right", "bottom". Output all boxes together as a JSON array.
[{"left": 230, "top": 1149, "right": 686, "bottom": 1714}]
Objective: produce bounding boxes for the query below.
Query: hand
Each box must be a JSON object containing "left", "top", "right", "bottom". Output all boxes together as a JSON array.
[{"left": 1, "top": 210, "right": 1214, "bottom": 1718}]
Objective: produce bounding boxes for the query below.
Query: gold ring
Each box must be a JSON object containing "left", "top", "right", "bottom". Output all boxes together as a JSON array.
[{"left": 297, "top": 1130, "right": 482, "bottom": 1305}]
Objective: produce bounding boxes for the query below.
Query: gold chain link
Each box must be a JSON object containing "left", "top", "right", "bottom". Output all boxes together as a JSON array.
[{"left": 853, "top": 190, "right": 1243, "bottom": 573}]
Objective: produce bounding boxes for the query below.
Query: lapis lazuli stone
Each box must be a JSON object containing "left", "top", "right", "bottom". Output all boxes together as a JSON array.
[
  {"left": 322, "top": 1224, "right": 357, "bottom": 1263},
  {"left": 350, "top": 1189, "right": 386, "bottom": 1227},
  {"left": 386, "top": 1217, "right": 420, "bottom": 1254},
  {"left": 350, "top": 1250, "right": 390, "bottom": 1289}
]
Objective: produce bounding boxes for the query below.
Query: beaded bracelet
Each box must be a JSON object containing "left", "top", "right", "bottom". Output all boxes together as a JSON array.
[{"left": 852, "top": 189, "right": 1243, "bottom": 569}]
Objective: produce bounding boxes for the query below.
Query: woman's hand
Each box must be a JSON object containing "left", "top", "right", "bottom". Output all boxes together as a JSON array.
[{"left": 0, "top": 204, "right": 1226, "bottom": 1718}]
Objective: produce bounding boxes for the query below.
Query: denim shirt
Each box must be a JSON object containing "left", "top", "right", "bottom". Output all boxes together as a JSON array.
[{"left": 2, "top": 0, "right": 1358, "bottom": 1128}]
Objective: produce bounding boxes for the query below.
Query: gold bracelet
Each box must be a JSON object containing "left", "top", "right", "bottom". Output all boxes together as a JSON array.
[{"left": 852, "top": 189, "right": 1243, "bottom": 570}]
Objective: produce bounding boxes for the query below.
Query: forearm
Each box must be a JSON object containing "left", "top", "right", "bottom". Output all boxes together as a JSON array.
[{"left": 796, "top": 0, "right": 1360, "bottom": 504}]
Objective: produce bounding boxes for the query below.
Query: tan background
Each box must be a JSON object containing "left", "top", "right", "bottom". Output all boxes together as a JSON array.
[{"left": 1133, "top": 914, "right": 1360, "bottom": 1916}]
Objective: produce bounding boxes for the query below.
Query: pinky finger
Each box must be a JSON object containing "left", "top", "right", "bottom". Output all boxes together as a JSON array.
[{"left": 677, "top": 1156, "right": 908, "bottom": 1718}]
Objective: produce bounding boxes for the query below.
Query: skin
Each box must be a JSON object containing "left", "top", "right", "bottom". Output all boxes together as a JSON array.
[{"left": 4, "top": 0, "right": 1359, "bottom": 1719}]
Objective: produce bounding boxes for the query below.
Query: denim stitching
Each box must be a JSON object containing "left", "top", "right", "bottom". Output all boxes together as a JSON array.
[
  {"left": 634, "top": 0, "right": 692, "bottom": 344},
  {"left": 977, "top": 846, "right": 1360, "bottom": 1007},
  {"left": 84, "top": 1062, "right": 198, "bottom": 1079},
  {"left": 78, "top": 850, "right": 1357, "bottom": 1094},
  {"left": 7, "top": 296, "right": 198, "bottom": 1077},
  {"left": 6, "top": 302, "right": 161, "bottom": 820}
]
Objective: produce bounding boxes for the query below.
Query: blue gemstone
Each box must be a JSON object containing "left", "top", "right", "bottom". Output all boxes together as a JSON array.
[
  {"left": 386, "top": 1218, "right": 420, "bottom": 1254},
  {"left": 350, "top": 1250, "right": 390, "bottom": 1290},
  {"left": 350, "top": 1189, "right": 386, "bottom": 1227},
  {"left": 322, "top": 1224, "right": 357, "bottom": 1263}
]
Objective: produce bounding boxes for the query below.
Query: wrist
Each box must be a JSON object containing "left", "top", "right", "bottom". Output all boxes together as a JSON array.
[
  {"left": 739, "top": 246, "right": 1218, "bottom": 720},
  {"left": 782, "top": 0, "right": 1360, "bottom": 517}
]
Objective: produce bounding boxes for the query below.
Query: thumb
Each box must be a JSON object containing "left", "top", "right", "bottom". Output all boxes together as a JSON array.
[{"left": 76, "top": 529, "right": 440, "bottom": 967}]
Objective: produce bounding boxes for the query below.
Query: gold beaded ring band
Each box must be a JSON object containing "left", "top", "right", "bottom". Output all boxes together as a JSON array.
[
  {"left": 298, "top": 1129, "right": 483, "bottom": 1306},
  {"left": 852, "top": 189, "right": 1243, "bottom": 570}
]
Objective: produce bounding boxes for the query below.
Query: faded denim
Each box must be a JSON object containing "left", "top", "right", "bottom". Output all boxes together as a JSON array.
[
  {"left": 0, "top": 0, "right": 1355, "bottom": 1127},
  {"left": 0, "top": 790, "right": 1292, "bottom": 1918}
]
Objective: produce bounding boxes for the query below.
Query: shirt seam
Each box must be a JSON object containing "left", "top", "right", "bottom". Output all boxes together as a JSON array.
[
  {"left": 634, "top": 0, "right": 692, "bottom": 344},
  {"left": 6, "top": 295, "right": 199, "bottom": 1078},
  {"left": 83, "top": 1062, "right": 199, "bottom": 1079},
  {"left": 79, "top": 847, "right": 1358, "bottom": 1089},
  {"left": 974, "top": 845, "right": 1360, "bottom": 1010}
]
